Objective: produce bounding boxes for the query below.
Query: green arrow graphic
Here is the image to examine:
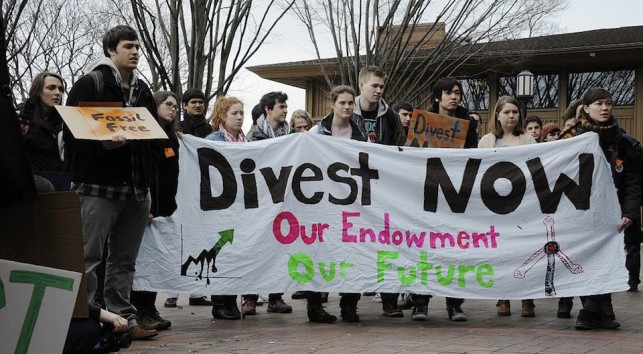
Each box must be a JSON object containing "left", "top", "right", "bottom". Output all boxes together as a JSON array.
[{"left": 210, "top": 228, "right": 234, "bottom": 254}]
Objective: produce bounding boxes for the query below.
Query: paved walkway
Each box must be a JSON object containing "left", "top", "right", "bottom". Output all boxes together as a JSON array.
[{"left": 125, "top": 289, "right": 643, "bottom": 354}]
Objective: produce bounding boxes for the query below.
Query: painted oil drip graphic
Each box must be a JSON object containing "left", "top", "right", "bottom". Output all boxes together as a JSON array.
[
  {"left": 513, "top": 216, "right": 583, "bottom": 296},
  {"left": 181, "top": 229, "right": 234, "bottom": 283}
]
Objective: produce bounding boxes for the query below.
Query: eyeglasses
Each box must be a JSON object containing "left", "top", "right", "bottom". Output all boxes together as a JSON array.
[{"left": 164, "top": 101, "right": 178, "bottom": 110}]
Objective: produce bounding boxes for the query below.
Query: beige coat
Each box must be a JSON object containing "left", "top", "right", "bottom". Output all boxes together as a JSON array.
[{"left": 478, "top": 133, "right": 536, "bottom": 148}]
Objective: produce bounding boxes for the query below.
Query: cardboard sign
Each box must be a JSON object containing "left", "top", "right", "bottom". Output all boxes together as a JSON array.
[
  {"left": 405, "top": 109, "right": 470, "bottom": 148},
  {"left": 56, "top": 105, "right": 167, "bottom": 140},
  {"left": 0, "top": 259, "right": 81, "bottom": 354},
  {"left": 0, "top": 191, "right": 88, "bottom": 318}
]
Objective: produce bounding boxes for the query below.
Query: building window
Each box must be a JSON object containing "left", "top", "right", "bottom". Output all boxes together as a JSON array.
[
  {"left": 497, "top": 74, "right": 559, "bottom": 108},
  {"left": 460, "top": 78, "right": 489, "bottom": 111},
  {"left": 568, "top": 70, "right": 635, "bottom": 106}
]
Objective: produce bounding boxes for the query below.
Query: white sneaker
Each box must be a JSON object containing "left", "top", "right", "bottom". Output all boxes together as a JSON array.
[
  {"left": 372, "top": 293, "right": 382, "bottom": 303},
  {"left": 256, "top": 294, "right": 268, "bottom": 306}
]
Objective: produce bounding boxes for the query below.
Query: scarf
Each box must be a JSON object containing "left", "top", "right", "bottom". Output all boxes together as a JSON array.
[
  {"left": 256, "top": 114, "right": 291, "bottom": 138},
  {"left": 578, "top": 116, "right": 621, "bottom": 145},
  {"left": 558, "top": 118, "right": 578, "bottom": 140},
  {"left": 219, "top": 125, "right": 246, "bottom": 143}
]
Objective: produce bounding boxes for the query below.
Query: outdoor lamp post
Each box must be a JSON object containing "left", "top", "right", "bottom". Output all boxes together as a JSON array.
[{"left": 516, "top": 70, "right": 534, "bottom": 120}]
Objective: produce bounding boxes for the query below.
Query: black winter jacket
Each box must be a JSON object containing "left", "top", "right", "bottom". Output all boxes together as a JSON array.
[
  {"left": 64, "top": 65, "right": 157, "bottom": 188},
  {"left": 353, "top": 96, "right": 405, "bottom": 146},
  {"left": 150, "top": 128, "right": 179, "bottom": 217},
  {"left": 179, "top": 113, "right": 211, "bottom": 138},
  {"left": 575, "top": 119, "right": 641, "bottom": 224},
  {"left": 19, "top": 100, "right": 66, "bottom": 172}
]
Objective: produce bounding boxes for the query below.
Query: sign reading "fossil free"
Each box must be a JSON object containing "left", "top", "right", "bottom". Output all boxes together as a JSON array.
[{"left": 56, "top": 105, "right": 168, "bottom": 140}]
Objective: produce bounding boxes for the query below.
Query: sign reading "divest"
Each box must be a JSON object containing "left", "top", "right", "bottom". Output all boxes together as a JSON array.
[
  {"left": 56, "top": 105, "right": 167, "bottom": 140},
  {"left": 405, "top": 109, "right": 470, "bottom": 148}
]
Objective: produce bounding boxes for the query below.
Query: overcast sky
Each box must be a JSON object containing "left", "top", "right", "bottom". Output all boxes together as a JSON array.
[{"left": 230, "top": 0, "right": 643, "bottom": 131}]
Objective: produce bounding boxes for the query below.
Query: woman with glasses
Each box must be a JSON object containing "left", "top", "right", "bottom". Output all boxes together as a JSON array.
[{"left": 130, "top": 91, "right": 180, "bottom": 331}]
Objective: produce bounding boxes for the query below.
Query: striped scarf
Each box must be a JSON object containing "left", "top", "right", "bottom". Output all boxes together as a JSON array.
[{"left": 219, "top": 124, "right": 246, "bottom": 143}]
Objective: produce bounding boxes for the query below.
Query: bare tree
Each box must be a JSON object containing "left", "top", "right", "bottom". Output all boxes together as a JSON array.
[
  {"left": 517, "top": 0, "right": 567, "bottom": 39},
  {"left": 293, "top": 0, "right": 569, "bottom": 107},
  {"left": 3, "top": 0, "right": 120, "bottom": 101},
  {"left": 129, "top": 0, "right": 296, "bottom": 102}
]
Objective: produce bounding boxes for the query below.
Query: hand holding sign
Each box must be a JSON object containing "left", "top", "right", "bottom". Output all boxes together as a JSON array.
[{"left": 102, "top": 134, "right": 128, "bottom": 150}]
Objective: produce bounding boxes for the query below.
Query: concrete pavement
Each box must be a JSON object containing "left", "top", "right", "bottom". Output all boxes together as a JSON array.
[{"left": 125, "top": 289, "right": 643, "bottom": 354}]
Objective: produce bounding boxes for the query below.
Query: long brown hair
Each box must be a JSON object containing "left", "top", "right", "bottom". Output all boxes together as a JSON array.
[
  {"left": 25, "top": 72, "right": 65, "bottom": 124},
  {"left": 153, "top": 91, "right": 178, "bottom": 132}
]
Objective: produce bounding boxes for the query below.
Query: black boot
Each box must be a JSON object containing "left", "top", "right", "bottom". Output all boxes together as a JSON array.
[
  {"left": 557, "top": 297, "right": 573, "bottom": 318},
  {"left": 381, "top": 293, "right": 403, "bottom": 317},
  {"left": 211, "top": 295, "right": 240, "bottom": 320},
  {"left": 600, "top": 301, "right": 615, "bottom": 320},
  {"left": 339, "top": 294, "right": 360, "bottom": 322},
  {"left": 575, "top": 309, "right": 597, "bottom": 330},
  {"left": 307, "top": 304, "right": 337, "bottom": 323},
  {"left": 596, "top": 311, "right": 620, "bottom": 329},
  {"left": 225, "top": 296, "right": 241, "bottom": 319}
]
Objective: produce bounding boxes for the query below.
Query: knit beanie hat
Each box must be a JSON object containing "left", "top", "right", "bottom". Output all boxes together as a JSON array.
[{"left": 541, "top": 123, "right": 561, "bottom": 140}]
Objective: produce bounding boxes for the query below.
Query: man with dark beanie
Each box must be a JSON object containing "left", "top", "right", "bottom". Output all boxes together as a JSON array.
[{"left": 179, "top": 88, "right": 211, "bottom": 138}]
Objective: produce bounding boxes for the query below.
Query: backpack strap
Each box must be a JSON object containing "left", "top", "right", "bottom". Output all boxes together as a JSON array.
[{"left": 89, "top": 70, "right": 104, "bottom": 101}]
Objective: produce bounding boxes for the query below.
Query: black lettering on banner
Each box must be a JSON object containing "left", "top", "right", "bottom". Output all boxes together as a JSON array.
[
  {"left": 198, "top": 148, "right": 237, "bottom": 211},
  {"left": 480, "top": 162, "right": 526, "bottom": 215},
  {"left": 292, "top": 163, "right": 324, "bottom": 204},
  {"left": 424, "top": 158, "right": 481, "bottom": 213},
  {"left": 527, "top": 154, "right": 593, "bottom": 213},
  {"left": 240, "top": 158, "right": 258, "bottom": 209},
  {"left": 328, "top": 162, "right": 358, "bottom": 205},
  {"left": 260, "top": 166, "right": 293, "bottom": 203},
  {"left": 350, "top": 152, "right": 379, "bottom": 206}
]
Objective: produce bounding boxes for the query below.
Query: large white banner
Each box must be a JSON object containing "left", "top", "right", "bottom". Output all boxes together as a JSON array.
[{"left": 134, "top": 132, "right": 628, "bottom": 299}]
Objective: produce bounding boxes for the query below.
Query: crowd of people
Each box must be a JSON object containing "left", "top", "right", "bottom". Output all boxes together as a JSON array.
[{"left": 15, "top": 25, "right": 641, "bottom": 352}]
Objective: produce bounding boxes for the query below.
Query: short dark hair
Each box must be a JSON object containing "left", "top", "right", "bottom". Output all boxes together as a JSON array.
[
  {"left": 251, "top": 104, "right": 263, "bottom": 124},
  {"left": 431, "top": 77, "right": 462, "bottom": 103},
  {"left": 580, "top": 87, "right": 613, "bottom": 121},
  {"left": 260, "top": 91, "right": 288, "bottom": 114},
  {"left": 182, "top": 88, "right": 205, "bottom": 104},
  {"left": 581, "top": 87, "right": 611, "bottom": 106},
  {"left": 393, "top": 101, "right": 413, "bottom": 113},
  {"left": 524, "top": 115, "right": 542, "bottom": 128},
  {"left": 102, "top": 25, "right": 138, "bottom": 57}
]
